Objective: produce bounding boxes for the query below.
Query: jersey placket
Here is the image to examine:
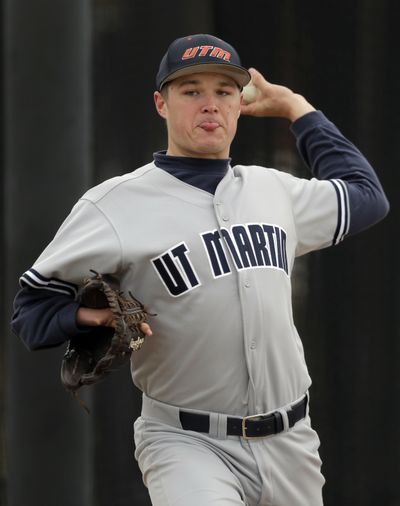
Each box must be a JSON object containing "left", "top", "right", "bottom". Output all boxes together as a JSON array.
[{"left": 213, "top": 177, "right": 260, "bottom": 416}]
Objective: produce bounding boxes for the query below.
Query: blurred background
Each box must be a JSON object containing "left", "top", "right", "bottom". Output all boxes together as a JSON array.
[{"left": 1, "top": 0, "right": 399, "bottom": 505}]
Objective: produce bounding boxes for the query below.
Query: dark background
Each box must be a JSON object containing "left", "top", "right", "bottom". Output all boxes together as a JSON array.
[{"left": 1, "top": 1, "right": 399, "bottom": 505}]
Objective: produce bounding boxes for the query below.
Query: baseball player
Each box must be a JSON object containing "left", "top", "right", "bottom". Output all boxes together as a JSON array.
[{"left": 12, "top": 34, "right": 389, "bottom": 505}]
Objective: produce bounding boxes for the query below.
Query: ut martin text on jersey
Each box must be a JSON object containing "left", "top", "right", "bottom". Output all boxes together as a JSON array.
[{"left": 152, "top": 222, "right": 288, "bottom": 297}]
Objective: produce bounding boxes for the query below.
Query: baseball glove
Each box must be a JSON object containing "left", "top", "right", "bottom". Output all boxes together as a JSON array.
[{"left": 61, "top": 270, "right": 152, "bottom": 411}]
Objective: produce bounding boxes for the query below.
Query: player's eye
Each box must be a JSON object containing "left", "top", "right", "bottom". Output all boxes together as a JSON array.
[
  {"left": 183, "top": 89, "right": 199, "bottom": 96},
  {"left": 216, "top": 89, "right": 232, "bottom": 96}
]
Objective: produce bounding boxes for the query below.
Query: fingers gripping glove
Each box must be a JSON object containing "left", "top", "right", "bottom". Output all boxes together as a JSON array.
[{"left": 61, "top": 270, "right": 152, "bottom": 410}]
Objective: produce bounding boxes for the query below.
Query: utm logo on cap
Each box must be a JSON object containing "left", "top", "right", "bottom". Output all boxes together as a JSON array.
[
  {"left": 181, "top": 46, "right": 231, "bottom": 62},
  {"left": 156, "top": 34, "right": 251, "bottom": 90}
]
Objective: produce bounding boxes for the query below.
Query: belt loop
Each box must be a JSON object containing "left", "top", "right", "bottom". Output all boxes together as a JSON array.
[
  {"left": 217, "top": 414, "right": 228, "bottom": 439},
  {"left": 277, "top": 408, "right": 290, "bottom": 432},
  {"left": 209, "top": 412, "right": 219, "bottom": 438}
]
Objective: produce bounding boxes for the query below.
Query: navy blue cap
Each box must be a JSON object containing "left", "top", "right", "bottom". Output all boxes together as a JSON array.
[{"left": 156, "top": 34, "right": 251, "bottom": 90}]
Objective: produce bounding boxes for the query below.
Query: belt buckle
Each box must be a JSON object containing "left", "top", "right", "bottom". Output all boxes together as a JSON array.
[{"left": 241, "top": 413, "right": 265, "bottom": 440}]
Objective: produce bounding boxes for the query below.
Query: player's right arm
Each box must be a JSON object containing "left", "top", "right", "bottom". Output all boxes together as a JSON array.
[
  {"left": 12, "top": 287, "right": 152, "bottom": 351},
  {"left": 11, "top": 196, "right": 122, "bottom": 350},
  {"left": 12, "top": 286, "right": 84, "bottom": 350}
]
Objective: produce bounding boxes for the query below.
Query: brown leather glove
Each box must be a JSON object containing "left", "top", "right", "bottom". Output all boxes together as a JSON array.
[{"left": 61, "top": 270, "right": 151, "bottom": 410}]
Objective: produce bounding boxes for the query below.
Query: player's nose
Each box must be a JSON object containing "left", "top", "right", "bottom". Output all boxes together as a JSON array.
[{"left": 200, "top": 95, "right": 219, "bottom": 114}]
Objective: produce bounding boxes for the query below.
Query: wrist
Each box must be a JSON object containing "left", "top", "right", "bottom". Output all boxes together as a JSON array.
[
  {"left": 76, "top": 306, "right": 115, "bottom": 328},
  {"left": 286, "top": 94, "right": 316, "bottom": 122}
]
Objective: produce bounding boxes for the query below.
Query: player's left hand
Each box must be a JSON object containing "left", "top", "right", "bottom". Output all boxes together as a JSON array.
[{"left": 240, "top": 67, "right": 315, "bottom": 122}]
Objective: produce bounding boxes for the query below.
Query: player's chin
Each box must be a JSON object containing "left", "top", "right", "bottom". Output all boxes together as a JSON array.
[
  {"left": 195, "top": 144, "right": 229, "bottom": 158},
  {"left": 193, "top": 136, "right": 230, "bottom": 157}
]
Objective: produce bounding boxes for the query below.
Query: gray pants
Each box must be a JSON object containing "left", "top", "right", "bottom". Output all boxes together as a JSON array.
[{"left": 134, "top": 394, "right": 325, "bottom": 506}]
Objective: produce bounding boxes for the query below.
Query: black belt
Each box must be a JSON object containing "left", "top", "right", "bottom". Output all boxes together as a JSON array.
[{"left": 179, "top": 395, "right": 307, "bottom": 439}]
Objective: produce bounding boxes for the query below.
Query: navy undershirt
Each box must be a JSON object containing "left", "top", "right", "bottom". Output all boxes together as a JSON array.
[{"left": 153, "top": 151, "right": 230, "bottom": 195}]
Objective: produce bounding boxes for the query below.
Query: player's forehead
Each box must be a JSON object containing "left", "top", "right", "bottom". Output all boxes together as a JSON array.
[{"left": 170, "top": 72, "right": 239, "bottom": 89}]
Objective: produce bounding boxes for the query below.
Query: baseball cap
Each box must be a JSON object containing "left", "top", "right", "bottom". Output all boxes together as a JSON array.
[{"left": 156, "top": 34, "right": 251, "bottom": 90}]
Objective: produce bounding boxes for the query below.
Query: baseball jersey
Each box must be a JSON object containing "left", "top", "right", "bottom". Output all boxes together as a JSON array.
[{"left": 12, "top": 111, "right": 389, "bottom": 416}]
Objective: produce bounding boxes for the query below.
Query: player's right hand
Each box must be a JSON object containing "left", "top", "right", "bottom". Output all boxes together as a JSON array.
[
  {"left": 76, "top": 307, "right": 115, "bottom": 327},
  {"left": 76, "top": 307, "right": 153, "bottom": 336}
]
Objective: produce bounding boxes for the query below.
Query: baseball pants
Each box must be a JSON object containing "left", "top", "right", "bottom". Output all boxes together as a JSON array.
[{"left": 134, "top": 394, "right": 325, "bottom": 506}]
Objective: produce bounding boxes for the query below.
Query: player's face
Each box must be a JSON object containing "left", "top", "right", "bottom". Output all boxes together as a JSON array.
[{"left": 154, "top": 72, "right": 242, "bottom": 159}]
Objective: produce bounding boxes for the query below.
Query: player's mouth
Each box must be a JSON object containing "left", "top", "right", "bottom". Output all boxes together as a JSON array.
[{"left": 198, "top": 121, "right": 220, "bottom": 132}]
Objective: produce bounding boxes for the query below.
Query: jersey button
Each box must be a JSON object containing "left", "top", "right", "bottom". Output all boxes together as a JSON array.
[
  {"left": 222, "top": 216, "right": 229, "bottom": 222},
  {"left": 245, "top": 281, "right": 251, "bottom": 288},
  {"left": 250, "top": 341, "right": 256, "bottom": 349}
]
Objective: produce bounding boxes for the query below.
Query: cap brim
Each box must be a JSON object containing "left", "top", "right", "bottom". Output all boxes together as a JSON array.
[{"left": 159, "top": 63, "right": 251, "bottom": 90}]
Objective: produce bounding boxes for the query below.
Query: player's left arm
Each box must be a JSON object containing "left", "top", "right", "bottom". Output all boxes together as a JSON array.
[
  {"left": 290, "top": 111, "right": 389, "bottom": 236},
  {"left": 241, "top": 67, "right": 390, "bottom": 236}
]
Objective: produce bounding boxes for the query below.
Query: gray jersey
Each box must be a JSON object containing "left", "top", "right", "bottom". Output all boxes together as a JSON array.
[{"left": 21, "top": 162, "right": 348, "bottom": 415}]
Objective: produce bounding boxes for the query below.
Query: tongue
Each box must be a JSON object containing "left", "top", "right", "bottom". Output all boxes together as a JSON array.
[{"left": 200, "top": 122, "right": 219, "bottom": 131}]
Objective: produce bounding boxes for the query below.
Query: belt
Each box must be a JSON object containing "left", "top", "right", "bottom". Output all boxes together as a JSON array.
[{"left": 179, "top": 395, "right": 308, "bottom": 440}]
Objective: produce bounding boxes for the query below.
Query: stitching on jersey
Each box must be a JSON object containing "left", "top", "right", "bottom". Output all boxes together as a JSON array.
[
  {"left": 80, "top": 200, "right": 124, "bottom": 271},
  {"left": 82, "top": 163, "right": 156, "bottom": 205}
]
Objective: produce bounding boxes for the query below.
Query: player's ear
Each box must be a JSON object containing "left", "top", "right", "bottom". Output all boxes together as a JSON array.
[{"left": 154, "top": 91, "right": 167, "bottom": 119}]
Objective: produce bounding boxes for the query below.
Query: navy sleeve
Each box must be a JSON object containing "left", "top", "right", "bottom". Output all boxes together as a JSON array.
[
  {"left": 290, "top": 111, "right": 389, "bottom": 236},
  {"left": 11, "top": 286, "right": 87, "bottom": 351}
]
